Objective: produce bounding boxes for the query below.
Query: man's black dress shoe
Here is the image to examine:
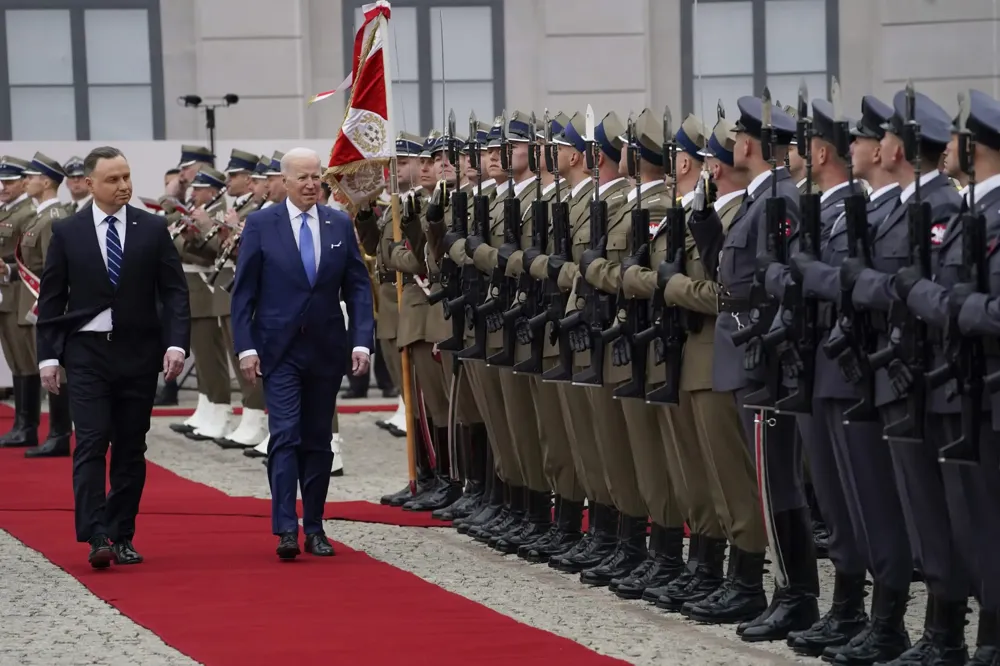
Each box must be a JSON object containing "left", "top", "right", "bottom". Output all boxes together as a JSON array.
[
  {"left": 387, "top": 424, "right": 406, "bottom": 438},
  {"left": 305, "top": 533, "right": 336, "bottom": 556},
  {"left": 243, "top": 446, "right": 266, "bottom": 458},
  {"left": 111, "top": 539, "right": 144, "bottom": 565},
  {"left": 88, "top": 535, "right": 113, "bottom": 569},
  {"left": 276, "top": 533, "right": 300, "bottom": 560}
]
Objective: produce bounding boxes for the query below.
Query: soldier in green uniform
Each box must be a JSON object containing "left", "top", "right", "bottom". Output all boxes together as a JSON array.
[
  {"left": 174, "top": 167, "right": 231, "bottom": 441},
  {"left": 19, "top": 153, "right": 73, "bottom": 457},
  {"left": 0, "top": 157, "right": 38, "bottom": 449},
  {"left": 62, "top": 157, "right": 92, "bottom": 214},
  {"left": 213, "top": 150, "right": 267, "bottom": 449}
]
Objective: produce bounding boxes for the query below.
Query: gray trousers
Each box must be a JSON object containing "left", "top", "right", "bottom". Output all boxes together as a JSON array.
[
  {"left": 819, "top": 399, "right": 914, "bottom": 590},
  {"left": 942, "top": 416, "right": 1000, "bottom": 610},
  {"left": 887, "top": 407, "right": 969, "bottom": 602},
  {"left": 735, "top": 385, "right": 806, "bottom": 514}
]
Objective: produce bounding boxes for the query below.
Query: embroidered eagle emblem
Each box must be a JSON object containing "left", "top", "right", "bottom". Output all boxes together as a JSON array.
[{"left": 930, "top": 223, "right": 946, "bottom": 246}]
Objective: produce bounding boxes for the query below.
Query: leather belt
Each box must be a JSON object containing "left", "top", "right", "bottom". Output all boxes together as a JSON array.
[
  {"left": 378, "top": 272, "right": 393, "bottom": 285},
  {"left": 717, "top": 293, "right": 750, "bottom": 314}
]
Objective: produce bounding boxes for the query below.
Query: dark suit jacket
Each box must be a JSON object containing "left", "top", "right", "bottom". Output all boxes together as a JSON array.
[
  {"left": 35, "top": 204, "right": 190, "bottom": 377},
  {"left": 230, "top": 201, "right": 374, "bottom": 378}
]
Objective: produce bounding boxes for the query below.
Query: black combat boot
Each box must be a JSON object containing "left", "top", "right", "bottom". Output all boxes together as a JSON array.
[
  {"left": 824, "top": 582, "right": 911, "bottom": 665},
  {"left": 614, "top": 524, "right": 685, "bottom": 600},
  {"left": 552, "top": 503, "right": 619, "bottom": 574},
  {"left": 475, "top": 485, "right": 524, "bottom": 544},
  {"left": 741, "top": 507, "right": 820, "bottom": 642},
  {"left": 682, "top": 546, "right": 767, "bottom": 624},
  {"left": 786, "top": 571, "right": 868, "bottom": 656},
  {"left": 457, "top": 474, "right": 504, "bottom": 535},
  {"left": 0, "top": 374, "right": 39, "bottom": 449},
  {"left": 453, "top": 445, "right": 496, "bottom": 530},
  {"left": 433, "top": 424, "right": 488, "bottom": 521},
  {"left": 644, "top": 534, "right": 700, "bottom": 603},
  {"left": 25, "top": 385, "right": 73, "bottom": 458},
  {"left": 495, "top": 489, "right": 551, "bottom": 554},
  {"left": 381, "top": 421, "right": 435, "bottom": 506},
  {"left": 968, "top": 608, "right": 999, "bottom": 666},
  {"left": 403, "top": 427, "right": 462, "bottom": 511},
  {"left": 655, "top": 536, "right": 728, "bottom": 610},
  {"left": 468, "top": 480, "right": 511, "bottom": 540},
  {"left": 521, "top": 496, "right": 583, "bottom": 563},
  {"left": 548, "top": 502, "right": 598, "bottom": 570},
  {"left": 579, "top": 514, "right": 648, "bottom": 587}
]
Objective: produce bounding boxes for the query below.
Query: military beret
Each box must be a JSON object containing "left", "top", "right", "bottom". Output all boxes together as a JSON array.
[
  {"left": 226, "top": 149, "right": 259, "bottom": 174},
  {"left": 23, "top": 152, "right": 66, "bottom": 184},
  {"left": 179, "top": 144, "right": 214, "bottom": 168},
  {"left": 733, "top": 96, "right": 797, "bottom": 145},
  {"left": 396, "top": 131, "right": 424, "bottom": 157},
  {"left": 851, "top": 96, "right": 894, "bottom": 141},
  {"left": 882, "top": 90, "right": 952, "bottom": 147},
  {"left": 63, "top": 156, "right": 85, "bottom": 177},
  {"left": 191, "top": 166, "right": 226, "bottom": 189},
  {"left": 0, "top": 156, "right": 31, "bottom": 180}
]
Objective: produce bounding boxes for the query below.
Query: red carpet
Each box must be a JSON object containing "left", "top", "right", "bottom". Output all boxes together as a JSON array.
[
  {"left": 152, "top": 401, "right": 396, "bottom": 418},
  {"left": 0, "top": 431, "right": 629, "bottom": 665}
]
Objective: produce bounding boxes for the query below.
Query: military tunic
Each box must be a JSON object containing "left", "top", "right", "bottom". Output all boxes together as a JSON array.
[
  {"left": 0, "top": 195, "right": 36, "bottom": 375},
  {"left": 16, "top": 199, "right": 66, "bottom": 374},
  {"left": 357, "top": 199, "right": 403, "bottom": 391}
]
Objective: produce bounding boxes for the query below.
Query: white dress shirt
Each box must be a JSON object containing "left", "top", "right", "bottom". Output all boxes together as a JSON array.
[
  {"left": 71, "top": 194, "right": 93, "bottom": 212},
  {"left": 899, "top": 170, "right": 942, "bottom": 205},
  {"left": 714, "top": 189, "right": 746, "bottom": 213},
  {"left": 238, "top": 199, "right": 370, "bottom": 361},
  {"left": 39, "top": 204, "right": 186, "bottom": 369}
]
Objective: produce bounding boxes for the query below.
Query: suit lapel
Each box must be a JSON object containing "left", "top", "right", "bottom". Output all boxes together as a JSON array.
[
  {"left": 317, "top": 207, "right": 337, "bottom": 281},
  {"left": 120, "top": 206, "right": 142, "bottom": 280},
  {"left": 276, "top": 204, "right": 310, "bottom": 288},
  {"left": 873, "top": 195, "right": 907, "bottom": 242}
]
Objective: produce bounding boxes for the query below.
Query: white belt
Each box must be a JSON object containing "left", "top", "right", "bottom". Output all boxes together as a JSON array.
[{"left": 182, "top": 263, "right": 211, "bottom": 273}]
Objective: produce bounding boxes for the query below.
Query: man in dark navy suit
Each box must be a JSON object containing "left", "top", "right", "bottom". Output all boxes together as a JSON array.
[
  {"left": 35, "top": 146, "right": 190, "bottom": 568},
  {"left": 230, "top": 147, "right": 374, "bottom": 560}
]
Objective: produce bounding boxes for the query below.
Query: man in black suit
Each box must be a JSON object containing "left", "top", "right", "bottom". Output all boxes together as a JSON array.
[{"left": 35, "top": 146, "right": 190, "bottom": 569}]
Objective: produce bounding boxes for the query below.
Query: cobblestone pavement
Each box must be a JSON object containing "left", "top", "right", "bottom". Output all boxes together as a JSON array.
[{"left": 0, "top": 413, "right": 977, "bottom": 665}]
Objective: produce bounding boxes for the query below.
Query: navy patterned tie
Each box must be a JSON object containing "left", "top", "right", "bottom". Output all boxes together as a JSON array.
[{"left": 105, "top": 216, "right": 122, "bottom": 287}]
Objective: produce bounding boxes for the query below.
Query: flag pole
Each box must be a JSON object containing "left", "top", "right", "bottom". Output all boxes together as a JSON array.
[{"left": 378, "top": 7, "right": 417, "bottom": 494}]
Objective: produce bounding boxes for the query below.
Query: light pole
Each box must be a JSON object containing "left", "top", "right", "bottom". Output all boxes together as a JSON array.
[{"left": 178, "top": 94, "right": 240, "bottom": 157}]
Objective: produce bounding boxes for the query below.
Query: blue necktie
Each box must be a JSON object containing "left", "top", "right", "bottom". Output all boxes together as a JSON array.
[
  {"left": 105, "top": 216, "right": 122, "bottom": 287},
  {"left": 299, "top": 212, "right": 316, "bottom": 286}
]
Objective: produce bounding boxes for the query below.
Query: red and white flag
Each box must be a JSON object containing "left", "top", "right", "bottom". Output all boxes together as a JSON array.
[
  {"left": 324, "top": 1, "right": 393, "bottom": 211},
  {"left": 308, "top": 1, "right": 390, "bottom": 105}
]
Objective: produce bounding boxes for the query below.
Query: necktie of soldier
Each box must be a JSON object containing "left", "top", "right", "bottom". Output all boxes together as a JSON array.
[
  {"left": 105, "top": 216, "right": 122, "bottom": 288},
  {"left": 299, "top": 212, "right": 316, "bottom": 286}
]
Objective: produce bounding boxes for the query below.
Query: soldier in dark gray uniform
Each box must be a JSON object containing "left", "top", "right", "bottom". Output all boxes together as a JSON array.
[
  {"left": 685, "top": 96, "right": 818, "bottom": 642},
  {"left": 899, "top": 89, "right": 1000, "bottom": 666},
  {"left": 842, "top": 89, "right": 967, "bottom": 663},
  {"left": 781, "top": 97, "right": 914, "bottom": 663}
]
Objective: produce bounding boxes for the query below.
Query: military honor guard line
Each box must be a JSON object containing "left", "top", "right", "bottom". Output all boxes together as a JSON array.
[{"left": 1, "top": 78, "right": 999, "bottom": 665}]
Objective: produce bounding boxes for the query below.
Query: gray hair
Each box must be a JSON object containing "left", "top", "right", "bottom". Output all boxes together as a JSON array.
[
  {"left": 280, "top": 148, "right": 321, "bottom": 175},
  {"left": 83, "top": 146, "right": 125, "bottom": 176}
]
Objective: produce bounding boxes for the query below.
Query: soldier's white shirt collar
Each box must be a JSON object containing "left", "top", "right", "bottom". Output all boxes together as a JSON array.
[
  {"left": 479, "top": 178, "right": 496, "bottom": 190},
  {"left": 494, "top": 181, "right": 510, "bottom": 197},
  {"left": 796, "top": 177, "right": 808, "bottom": 190},
  {"left": 627, "top": 180, "right": 659, "bottom": 203},
  {"left": 4, "top": 192, "right": 28, "bottom": 210},
  {"left": 748, "top": 167, "right": 786, "bottom": 199},
  {"left": 261, "top": 200, "right": 275, "bottom": 209},
  {"left": 512, "top": 175, "right": 537, "bottom": 196},
  {"left": 714, "top": 189, "right": 745, "bottom": 212},
  {"left": 542, "top": 178, "right": 566, "bottom": 196},
  {"left": 571, "top": 179, "right": 591, "bottom": 198},
  {"left": 870, "top": 182, "right": 900, "bottom": 203},
  {"left": 36, "top": 197, "right": 61, "bottom": 214},
  {"left": 600, "top": 177, "right": 626, "bottom": 197},
  {"left": 820, "top": 180, "right": 852, "bottom": 204},
  {"left": 899, "top": 170, "right": 941, "bottom": 205},
  {"left": 681, "top": 190, "right": 696, "bottom": 208},
  {"left": 968, "top": 173, "right": 1000, "bottom": 206},
  {"left": 74, "top": 193, "right": 93, "bottom": 209}
]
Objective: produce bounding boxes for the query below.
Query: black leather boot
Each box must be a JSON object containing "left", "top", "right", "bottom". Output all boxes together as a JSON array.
[
  {"left": 548, "top": 502, "right": 598, "bottom": 570},
  {"left": 786, "top": 570, "right": 868, "bottom": 656},
  {"left": 0, "top": 374, "right": 39, "bottom": 448},
  {"left": 433, "top": 424, "right": 487, "bottom": 521},
  {"left": 495, "top": 489, "right": 551, "bottom": 554},
  {"left": 968, "top": 608, "right": 998, "bottom": 666},
  {"left": 25, "top": 385, "right": 73, "bottom": 458},
  {"left": 403, "top": 427, "right": 462, "bottom": 511},
  {"left": 655, "top": 536, "right": 728, "bottom": 610},
  {"left": 923, "top": 597, "right": 969, "bottom": 665},
  {"left": 381, "top": 423, "right": 435, "bottom": 506},
  {"left": 458, "top": 474, "right": 504, "bottom": 535},
  {"left": 521, "top": 496, "right": 583, "bottom": 563},
  {"left": 474, "top": 485, "right": 524, "bottom": 544},
  {"left": 824, "top": 582, "right": 911, "bottom": 665},
  {"left": 487, "top": 485, "right": 529, "bottom": 548},
  {"left": 645, "top": 533, "right": 701, "bottom": 603},
  {"left": 579, "top": 514, "right": 649, "bottom": 587},
  {"left": 741, "top": 507, "right": 820, "bottom": 642},
  {"left": 551, "top": 503, "right": 619, "bottom": 573},
  {"left": 682, "top": 546, "right": 767, "bottom": 624},
  {"left": 454, "top": 444, "right": 496, "bottom": 531},
  {"left": 614, "top": 524, "right": 685, "bottom": 600}
]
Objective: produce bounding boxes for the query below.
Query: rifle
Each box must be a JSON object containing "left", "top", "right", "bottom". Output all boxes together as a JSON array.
[
  {"left": 206, "top": 195, "right": 265, "bottom": 285},
  {"left": 770, "top": 81, "right": 819, "bottom": 415},
  {"left": 822, "top": 78, "right": 878, "bottom": 421},
  {"left": 642, "top": 106, "right": 688, "bottom": 405},
  {"left": 428, "top": 110, "right": 469, "bottom": 352},
  {"left": 539, "top": 130, "right": 575, "bottom": 383},
  {"left": 866, "top": 81, "right": 932, "bottom": 442},
  {"left": 484, "top": 112, "right": 522, "bottom": 367},
  {"left": 191, "top": 188, "right": 230, "bottom": 249},
  {"left": 456, "top": 114, "right": 491, "bottom": 362},
  {"left": 738, "top": 88, "right": 789, "bottom": 410},
  {"left": 935, "top": 91, "right": 984, "bottom": 465},
  {"left": 512, "top": 111, "right": 552, "bottom": 375},
  {"left": 570, "top": 107, "right": 613, "bottom": 387}
]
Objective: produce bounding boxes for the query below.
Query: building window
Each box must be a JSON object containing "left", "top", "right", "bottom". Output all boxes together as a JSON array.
[
  {"left": 681, "top": 0, "right": 838, "bottom": 119},
  {"left": 344, "top": 0, "right": 504, "bottom": 136},
  {"left": 0, "top": 0, "right": 165, "bottom": 141}
]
